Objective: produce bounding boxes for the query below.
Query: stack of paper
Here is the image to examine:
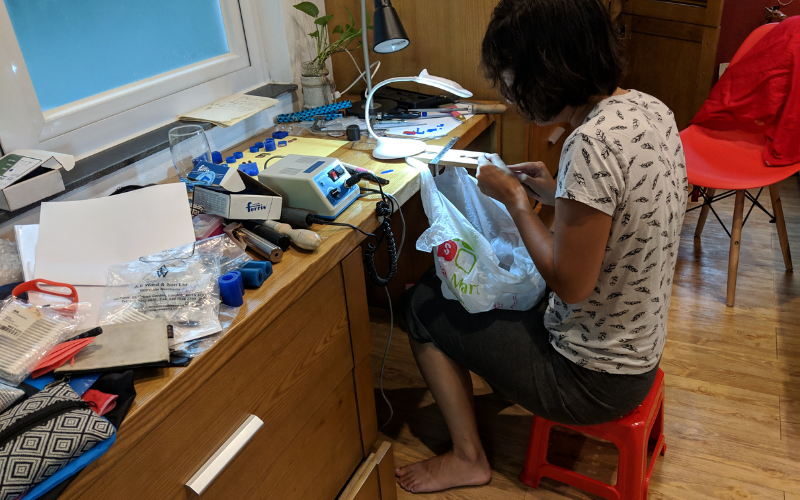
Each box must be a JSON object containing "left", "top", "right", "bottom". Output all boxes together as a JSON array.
[
  {"left": 179, "top": 94, "right": 279, "bottom": 128},
  {"left": 17, "top": 184, "right": 196, "bottom": 330},
  {"left": 34, "top": 184, "right": 195, "bottom": 285}
]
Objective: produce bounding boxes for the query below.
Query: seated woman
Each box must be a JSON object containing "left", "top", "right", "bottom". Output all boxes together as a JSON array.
[{"left": 396, "top": 0, "right": 687, "bottom": 493}]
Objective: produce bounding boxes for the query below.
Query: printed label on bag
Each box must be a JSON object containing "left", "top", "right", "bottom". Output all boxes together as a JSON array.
[
  {"left": 0, "top": 305, "right": 43, "bottom": 339},
  {"left": 437, "top": 241, "right": 457, "bottom": 262},
  {"left": 437, "top": 239, "right": 481, "bottom": 299}
]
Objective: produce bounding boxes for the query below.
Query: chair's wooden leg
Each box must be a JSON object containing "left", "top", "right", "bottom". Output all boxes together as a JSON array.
[
  {"left": 695, "top": 187, "right": 716, "bottom": 238},
  {"left": 769, "top": 183, "right": 793, "bottom": 271},
  {"left": 727, "top": 190, "right": 746, "bottom": 307}
]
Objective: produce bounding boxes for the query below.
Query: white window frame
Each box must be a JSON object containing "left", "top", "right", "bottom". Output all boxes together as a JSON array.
[{"left": 0, "top": 0, "right": 293, "bottom": 160}]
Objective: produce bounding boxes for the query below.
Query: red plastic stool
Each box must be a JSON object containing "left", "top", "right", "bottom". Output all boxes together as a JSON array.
[{"left": 520, "top": 369, "right": 666, "bottom": 500}]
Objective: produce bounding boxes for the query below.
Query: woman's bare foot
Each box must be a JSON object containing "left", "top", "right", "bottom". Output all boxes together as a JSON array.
[{"left": 395, "top": 449, "right": 492, "bottom": 493}]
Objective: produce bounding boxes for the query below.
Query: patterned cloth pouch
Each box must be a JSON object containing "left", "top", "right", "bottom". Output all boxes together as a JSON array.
[
  {"left": 0, "top": 382, "right": 115, "bottom": 500},
  {"left": 0, "top": 384, "right": 23, "bottom": 414}
]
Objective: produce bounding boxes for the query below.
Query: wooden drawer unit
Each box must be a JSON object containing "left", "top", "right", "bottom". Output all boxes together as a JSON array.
[
  {"left": 340, "top": 442, "right": 397, "bottom": 500},
  {"left": 62, "top": 253, "right": 378, "bottom": 499}
]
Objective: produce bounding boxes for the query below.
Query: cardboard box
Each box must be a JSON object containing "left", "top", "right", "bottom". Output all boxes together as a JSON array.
[
  {"left": 186, "top": 161, "right": 246, "bottom": 192},
  {"left": 193, "top": 170, "right": 281, "bottom": 220},
  {"left": 0, "top": 150, "right": 75, "bottom": 211}
]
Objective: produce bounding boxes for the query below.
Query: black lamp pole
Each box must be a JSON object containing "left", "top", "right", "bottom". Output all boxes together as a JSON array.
[{"left": 354, "top": 0, "right": 410, "bottom": 116}]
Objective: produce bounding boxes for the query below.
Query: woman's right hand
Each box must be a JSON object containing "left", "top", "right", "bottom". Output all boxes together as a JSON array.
[{"left": 508, "top": 162, "right": 557, "bottom": 206}]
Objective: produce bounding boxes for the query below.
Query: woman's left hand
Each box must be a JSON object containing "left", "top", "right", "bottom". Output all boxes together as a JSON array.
[{"left": 476, "top": 153, "right": 528, "bottom": 211}]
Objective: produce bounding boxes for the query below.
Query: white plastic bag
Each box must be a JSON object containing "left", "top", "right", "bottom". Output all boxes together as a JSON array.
[{"left": 411, "top": 159, "right": 546, "bottom": 313}]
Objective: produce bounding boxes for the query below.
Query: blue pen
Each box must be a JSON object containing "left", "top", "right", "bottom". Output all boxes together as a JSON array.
[{"left": 381, "top": 169, "right": 394, "bottom": 174}]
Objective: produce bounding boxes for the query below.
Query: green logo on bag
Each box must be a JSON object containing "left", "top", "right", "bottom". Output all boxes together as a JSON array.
[
  {"left": 450, "top": 273, "right": 480, "bottom": 295},
  {"left": 452, "top": 240, "right": 476, "bottom": 274}
]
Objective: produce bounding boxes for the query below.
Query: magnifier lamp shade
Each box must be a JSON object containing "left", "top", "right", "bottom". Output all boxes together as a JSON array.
[
  {"left": 373, "top": 0, "right": 410, "bottom": 54},
  {"left": 366, "top": 70, "right": 473, "bottom": 159}
]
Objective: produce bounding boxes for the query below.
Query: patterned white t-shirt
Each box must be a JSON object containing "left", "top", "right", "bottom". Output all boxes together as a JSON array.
[{"left": 544, "top": 91, "right": 687, "bottom": 374}]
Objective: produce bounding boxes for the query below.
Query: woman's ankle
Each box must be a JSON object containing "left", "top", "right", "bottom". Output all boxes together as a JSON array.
[{"left": 452, "top": 443, "right": 488, "bottom": 465}]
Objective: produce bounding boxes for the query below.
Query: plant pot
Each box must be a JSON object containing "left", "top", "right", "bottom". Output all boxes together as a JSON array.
[{"left": 301, "top": 61, "right": 336, "bottom": 109}]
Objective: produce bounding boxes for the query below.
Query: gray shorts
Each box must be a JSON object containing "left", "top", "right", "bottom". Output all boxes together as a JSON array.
[{"left": 400, "top": 268, "right": 658, "bottom": 426}]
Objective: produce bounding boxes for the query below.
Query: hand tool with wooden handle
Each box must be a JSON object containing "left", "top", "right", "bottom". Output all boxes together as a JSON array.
[
  {"left": 262, "top": 220, "right": 321, "bottom": 250},
  {"left": 415, "top": 103, "right": 507, "bottom": 115}
]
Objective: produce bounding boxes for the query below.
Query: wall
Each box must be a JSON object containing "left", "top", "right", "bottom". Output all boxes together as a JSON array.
[
  {"left": 279, "top": 0, "right": 333, "bottom": 108},
  {"left": 714, "top": 2, "right": 799, "bottom": 76},
  {"left": 323, "top": 0, "right": 528, "bottom": 164}
]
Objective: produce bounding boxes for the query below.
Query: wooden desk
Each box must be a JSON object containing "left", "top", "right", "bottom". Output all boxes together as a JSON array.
[{"left": 60, "top": 112, "right": 499, "bottom": 500}]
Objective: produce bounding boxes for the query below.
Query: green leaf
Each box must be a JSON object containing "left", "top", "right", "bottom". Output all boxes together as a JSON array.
[
  {"left": 293, "top": 2, "right": 319, "bottom": 18},
  {"left": 332, "top": 25, "right": 343, "bottom": 34},
  {"left": 345, "top": 6, "right": 356, "bottom": 25},
  {"left": 315, "top": 14, "right": 333, "bottom": 26},
  {"left": 308, "top": 30, "right": 319, "bottom": 38}
]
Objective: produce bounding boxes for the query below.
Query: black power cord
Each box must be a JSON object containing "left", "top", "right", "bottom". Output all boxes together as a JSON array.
[
  {"left": 311, "top": 169, "right": 398, "bottom": 287},
  {"left": 363, "top": 194, "right": 397, "bottom": 286},
  {"left": 308, "top": 170, "right": 405, "bottom": 430}
]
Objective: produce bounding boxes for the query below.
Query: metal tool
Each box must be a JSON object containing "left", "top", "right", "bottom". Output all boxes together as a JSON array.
[
  {"left": 235, "top": 227, "right": 283, "bottom": 262},
  {"left": 375, "top": 111, "right": 420, "bottom": 120},
  {"left": 429, "top": 136, "right": 460, "bottom": 167},
  {"left": 413, "top": 103, "right": 507, "bottom": 115}
]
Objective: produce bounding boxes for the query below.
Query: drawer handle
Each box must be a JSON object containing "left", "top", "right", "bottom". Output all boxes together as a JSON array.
[{"left": 185, "top": 414, "right": 264, "bottom": 495}]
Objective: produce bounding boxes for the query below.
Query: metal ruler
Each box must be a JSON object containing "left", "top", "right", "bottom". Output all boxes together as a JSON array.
[{"left": 429, "top": 136, "right": 459, "bottom": 166}]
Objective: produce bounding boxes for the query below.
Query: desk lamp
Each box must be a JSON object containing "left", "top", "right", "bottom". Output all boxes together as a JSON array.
[
  {"left": 365, "top": 70, "right": 473, "bottom": 159},
  {"left": 351, "top": 0, "right": 411, "bottom": 117}
]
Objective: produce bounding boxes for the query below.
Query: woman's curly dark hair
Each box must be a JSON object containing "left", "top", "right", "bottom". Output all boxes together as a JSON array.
[{"left": 481, "top": 0, "right": 625, "bottom": 123}]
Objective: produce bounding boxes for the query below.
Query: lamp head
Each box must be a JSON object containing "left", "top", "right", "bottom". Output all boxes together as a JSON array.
[
  {"left": 373, "top": 0, "right": 410, "bottom": 53},
  {"left": 413, "top": 69, "right": 473, "bottom": 98},
  {"left": 364, "top": 70, "right": 472, "bottom": 160}
]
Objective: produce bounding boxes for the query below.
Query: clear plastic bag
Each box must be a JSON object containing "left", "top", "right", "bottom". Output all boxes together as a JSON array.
[
  {"left": 98, "top": 235, "right": 251, "bottom": 347},
  {"left": 169, "top": 303, "right": 241, "bottom": 358},
  {"left": 0, "top": 298, "right": 89, "bottom": 386},
  {"left": 0, "top": 239, "right": 23, "bottom": 287},
  {"left": 413, "top": 161, "right": 546, "bottom": 313}
]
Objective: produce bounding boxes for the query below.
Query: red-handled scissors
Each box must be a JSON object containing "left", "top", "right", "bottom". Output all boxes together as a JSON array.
[{"left": 12, "top": 279, "right": 79, "bottom": 303}]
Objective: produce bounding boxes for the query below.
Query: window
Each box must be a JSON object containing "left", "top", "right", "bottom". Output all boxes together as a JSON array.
[{"left": 0, "top": 0, "right": 292, "bottom": 159}]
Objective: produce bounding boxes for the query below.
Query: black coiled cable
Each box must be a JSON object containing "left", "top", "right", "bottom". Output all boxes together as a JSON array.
[
  {"left": 310, "top": 170, "right": 398, "bottom": 286},
  {"left": 363, "top": 199, "right": 397, "bottom": 286}
]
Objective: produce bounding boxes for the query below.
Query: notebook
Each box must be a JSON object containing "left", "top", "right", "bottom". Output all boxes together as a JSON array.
[{"left": 55, "top": 319, "right": 170, "bottom": 375}]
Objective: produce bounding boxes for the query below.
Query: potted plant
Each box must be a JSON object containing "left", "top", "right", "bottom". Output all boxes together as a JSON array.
[{"left": 293, "top": 2, "right": 369, "bottom": 108}]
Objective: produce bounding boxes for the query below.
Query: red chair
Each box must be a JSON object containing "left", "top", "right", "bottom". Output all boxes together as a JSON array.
[
  {"left": 682, "top": 22, "right": 800, "bottom": 306},
  {"left": 520, "top": 369, "right": 666, "bottom": 500}
]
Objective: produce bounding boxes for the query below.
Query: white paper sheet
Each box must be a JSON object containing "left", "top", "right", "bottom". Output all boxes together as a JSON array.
[
  {"left": 34, "top": 184, "right": 196, "bottom": 286},
  {"left": 14, "top": 224, "right": 38, "bottom": 281},
  {"left": 179, "top": 94, "right": 279, "bottom": 127},
  {"left": 15, "top": 224, "right": 106, "bottom": 329},
  {"left": 384, "top": 114, "right": 473, "bottom": 139}
]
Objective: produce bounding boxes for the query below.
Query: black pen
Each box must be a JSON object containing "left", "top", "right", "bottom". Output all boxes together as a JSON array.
[{"left": 69, "top": 326, "right": 103, "bottom": 340}]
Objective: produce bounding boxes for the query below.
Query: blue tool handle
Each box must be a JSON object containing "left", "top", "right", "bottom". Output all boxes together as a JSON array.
[
  {"left": 239, "top": 267, "right": 266, "bottom": 288},
  {"left": 231, "top": 270, "right": 244, "bottom": 295},
  {"left": 243, "top": 260, "right": 273, "bottom": 280},
  {"left": 219, "top": 272, "right": 244, "bottom": 307}
]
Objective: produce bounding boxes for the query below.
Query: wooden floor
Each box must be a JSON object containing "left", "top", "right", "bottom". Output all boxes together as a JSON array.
[{"left": 368, "top": 175, "right": 800, "bottom": 499}]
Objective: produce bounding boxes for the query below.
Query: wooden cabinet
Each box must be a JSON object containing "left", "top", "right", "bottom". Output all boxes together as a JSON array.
[
  {"left": 525, "top": 0, "right": 724, "bottom": 168},
  {"left": 341, "top": 442, "right": 397, "bottom": 500},
  {"left": 61, "top": 249, "right": 388, "bottom": 499},
  {"left": 620, "top": 0, "right": 724, "bottom": 129}
]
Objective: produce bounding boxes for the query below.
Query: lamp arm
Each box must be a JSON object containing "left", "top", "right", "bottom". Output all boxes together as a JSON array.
[
  {"left": 364, "top": 76, "right": 421, "bottom": 139},
  {"left": 360, "top": 0, "right": 372, "bottom": 96}
]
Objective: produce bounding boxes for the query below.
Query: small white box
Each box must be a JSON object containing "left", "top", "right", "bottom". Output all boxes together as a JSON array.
[
  {"left": 0, "top": 150, "right": 75, "bottom": 211},
  {"left": 0, "top": 169, "right": 66, "bottom": 212},
  {"left": 193, "top": 170, "right": 282, "bottom": 220}
]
